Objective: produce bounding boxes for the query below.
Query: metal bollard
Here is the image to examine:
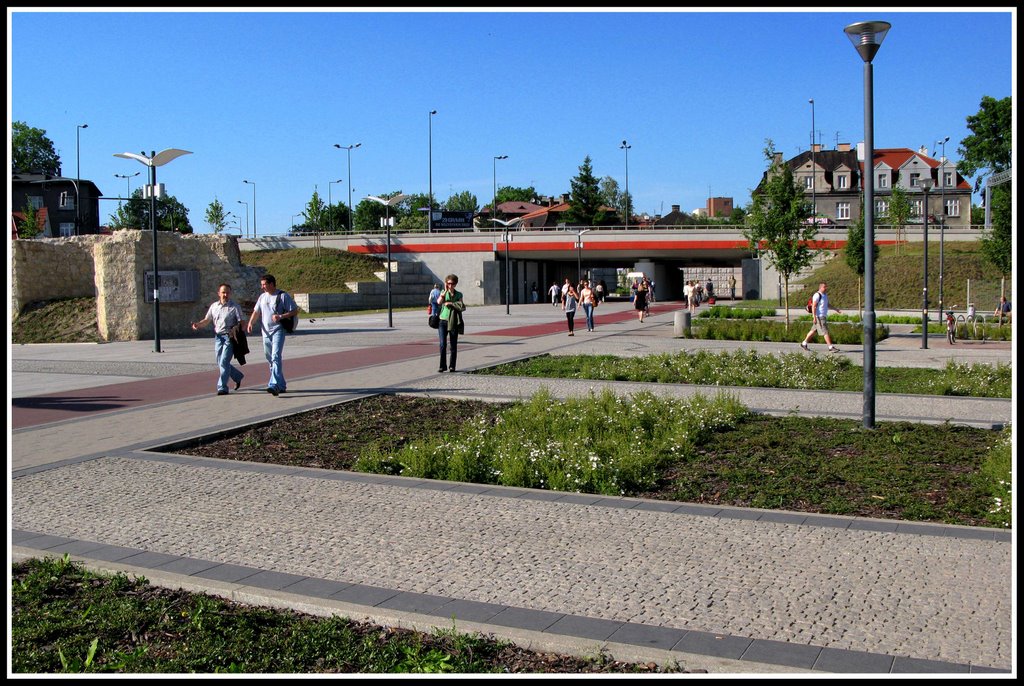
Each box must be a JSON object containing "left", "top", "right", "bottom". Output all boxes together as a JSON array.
[{"left": 674, "top": 310, "right": 691, "bottom": 336}]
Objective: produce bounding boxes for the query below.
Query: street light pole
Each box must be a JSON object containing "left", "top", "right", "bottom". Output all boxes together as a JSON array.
[
  {"left": 114, "top": 171, "right": 139, "bottom": 207},
  {"left": 493, "top": 154, "right": 508, "bottom": 310},
  {"left": 845, "top": 19, "right": 890, "bottom": 430},
  {"left": 809, "top": 99, "right": 816, "bottom": 221},
  {"left": 328, "top": 179, "right": 343, "bottom": 233},
  {"left": 428, "top": 110, "right": 437, "bottom": 231},
  {"left": 576, "top": 229, "right": 592, "bottom": 284},
  {"left": 76, "top": 123, "right": 88, "bottom": 235},
  {"left": 334, "top": 143, "right": 361, "bottom": 233},
  {"left": 936, "top": 135, "right": 949, "bottom": 321},
  {"left": 920, "top": 178, "right": 933, "bottom": 349},
  {"left": 114, "top": 148, "right": 193, "bottom": 353},
  {"left": 243, "top": 179, "right": 256, "bottom": 238},
  {"left": 237, "top": 200, "right": 249, "bottom": 237},
  {"left": 367, "top": 194, "right": 408, "bottom": 328},
  {"left": 620, "top": 140, "right": 631, "bottom": 229}
]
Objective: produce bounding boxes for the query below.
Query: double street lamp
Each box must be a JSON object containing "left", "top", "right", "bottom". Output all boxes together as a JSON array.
[
  {"left": 243, "top": 179, "right": 256, "bottom": 238},
  {"left": 366, "top": 194, "right": 408, "bottom": 328},
  {"left": 620, "top": 140, "right": 631, "bottom": 229},
  {"left": 844, "top": 19, "right": 890, "bottom": 430},
  {"left": 114, "top": 171, "right": 139, "bottom": 207},
  {"left": 428, "top": 110, "right": 437, "bottom": 231},
  {"left": 920, "top": 178, "right": 933, "bottom": 349},
  {"left": 334, "top": 143, "right": 361, "bottom": 232},
  {"left": 114, "top": 148, "right": 193, "bottom": 353},
  {"left": 76, "top": 123, "right": 88, "bottom": 235},
  {"left": 237, "top": 200, "right": 249, "bottom": 237}
]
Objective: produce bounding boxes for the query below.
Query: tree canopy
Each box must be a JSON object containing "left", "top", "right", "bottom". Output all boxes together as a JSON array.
[
  {"left": 564, "top": 156, "right": 606, "bottom": 226},
  {"left": 12, "top": 121, "right": 61, "bottom": 175},
  {"left": 957, "top": 95, "right": 1011, "bottom": 192},
  {"left": 107, "top": 189, "right": 194, "bottom": 233}
]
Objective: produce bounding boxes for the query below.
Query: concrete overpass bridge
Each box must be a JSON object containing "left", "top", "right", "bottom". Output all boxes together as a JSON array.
[{"left": 238, "top": 224, "right": 984, "bottom": 307}]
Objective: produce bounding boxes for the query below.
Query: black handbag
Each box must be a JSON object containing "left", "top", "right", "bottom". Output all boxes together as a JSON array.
[{"left": 428, "top": 313, "right": 440, "bottom": 329}]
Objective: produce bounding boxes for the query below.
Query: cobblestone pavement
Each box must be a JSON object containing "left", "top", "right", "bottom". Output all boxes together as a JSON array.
[{"left": 10, "top": 302, "right": 1015, "bottom": 674}]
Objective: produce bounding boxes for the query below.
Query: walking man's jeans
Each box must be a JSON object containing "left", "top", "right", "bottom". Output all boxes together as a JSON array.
[
  {"left": 262, "top": 328, "right": 286, "bottom": 391},
  {"left": 215, "top": 333, "right": 243, "bottom": 392}
]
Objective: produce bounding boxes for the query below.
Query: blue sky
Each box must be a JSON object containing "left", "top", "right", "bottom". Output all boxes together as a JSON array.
[{"left": 9, "top": 8, "right": 1015, "bottom": 235}]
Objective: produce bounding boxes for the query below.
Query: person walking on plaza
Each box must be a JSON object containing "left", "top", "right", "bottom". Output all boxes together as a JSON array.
[
  {"left": 728, "top": 273, "right": 737, "bottom": 300},
  {"left": 994, "top": 295, "right": 1011, "bottom": 325},
  {"left": 801, "top": 282, "right": 842, "bottom": 353},
  {"left": 549, "top": 281, "right": 561, "bottom": 306},
  {"left": 531, "top": 282, "right": 539, "bottom": 303},
  {"left": 191, "top": 283, "right": 245, "bottom": 396},
  {"left": 437, "top": 273, "right": 465, "bottom": 372},
  {"left": 579, "top": 280, "right": 596, "bottom": 332},
  {"left": 634, "top": 274, "right": 649, "bottom": 323},
  {"left": 562, "top": 281, "right": 579, "bottom": 336},
  {"left": 247, "top": 273, "right": 297, "bottom": 396}
]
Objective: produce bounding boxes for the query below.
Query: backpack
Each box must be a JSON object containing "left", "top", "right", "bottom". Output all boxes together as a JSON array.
[
  {"left": 805, "top": 295, "right": 815, "bottom": 313},
  {"left": 276, "top": 292, "right": 297, "bottom": 333}
]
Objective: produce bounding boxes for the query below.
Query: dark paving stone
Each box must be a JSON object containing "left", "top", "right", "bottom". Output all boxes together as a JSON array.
[
  {"left": 155, "top": 556, "right": 221, "bottom": 576},
  {"left": 376, "top": 591, "right": 451, "bottom": 614},
  {"left": 39, "top": 539, "right": 109, "bottom": 557},
  {"left": 545, "top": 614, "right": 624, "bottom": 641},
  {"left": 814, "top": 647, "right": 895, "bottom": 673},
  {"left": 801, "top": 515, "right": 853, "bottom": 529},
  {"left": 894, "top": 522, "right": 945, "bottom": 537},
  {"left": 280, "top": 577, "right": 353, "bottom": 599},
  {"left": 741, "top": 638, "right": 821, "bottom": 670},
  {"left": 671, "top": 504, "right": 722, "bottom": 517},
  {"left": 426, "top": 599, "right": 508, "bottom": 623},
  {"left": 487, "top": 606, "right": 564, "bottom": 632},
  {"left": 83, "top": 545, "right": 146, "bottom": 563},
  {"left": 607, "top": 623, "right": 688, "bottom": 651},
  {"left": 117, "top": 551, "right": 184, "bottom": 569},
  {"left": 891, "top": 656, "right": 970, "bottom": 673},
  {"left": 715, "top": 509, "right": 761, "bottom": 521},
  {"left": 672, "top": 630, "right": 752, "bottom": 660},
  {"left": 241, "top": 570, "right": 309, "bottom": 591},
  {"left": 848, "top": 519, "right": 899, "bottom": 533},
  {"left": 193, "top": 563, "right": 263, "bottom": 584},
  {"left": 631, "top": 500, "right": 682, "bottom": 513},
  {"left": 17, "top": 534, "right": 76, "bottom": 550},
  {"left": 757, "top": 511, "right": 808, "bottom": 526},
  {"left": 553, "top": 493, "right": 604, "bottom": 506},
  {"left": 329, "top": 583, "right": 401, "bottom": 607}
]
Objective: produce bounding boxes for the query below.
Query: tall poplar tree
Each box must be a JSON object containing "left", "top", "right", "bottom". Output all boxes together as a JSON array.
[{"left": 564, "top": 156, "right": 605, "bottom": 226}]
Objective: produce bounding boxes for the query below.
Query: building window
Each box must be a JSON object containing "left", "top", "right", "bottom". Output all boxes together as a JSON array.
[
  {"left": 945, "top": 199, "right": 960, "bottom": 217},
  {"left": 909, "top": 173, "right": 920, "bottom": 188},
  {"left": 912, "top": 199, "right": 924, "bottom": 216},
  {"left": 28, "top": 195, "right": 45, "bottom": 210},
  {"left": 877, "top": 173, "right": 888, "bottom": 188},
  {"left": 59, "top": 223, "right": 75, "bottom": 237},
  {"left": 59, "top": 191, "right": 76, "bottom": 210},
  {"left": 837, "top": 202, "right": 850, "bottom": 220},
  {"left": 943, "top": 171, "right": 954, "bottom": 187},
  {"left": 836, "top": 175, "right": 848, "bottom": 189},
  {"left": 876, "top": 200, "right": 889, "bottom": 217},
  {"left": 803, "top": 176, "right": 813, "bottom": 190}
]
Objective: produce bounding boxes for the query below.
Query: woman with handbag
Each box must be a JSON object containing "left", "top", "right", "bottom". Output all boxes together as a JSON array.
[
  {"left": 579, "top": 280, "right": 596, "bottom": 332},
  {"left": 436, "top": 274, "right": 465, "bottom": 372}
]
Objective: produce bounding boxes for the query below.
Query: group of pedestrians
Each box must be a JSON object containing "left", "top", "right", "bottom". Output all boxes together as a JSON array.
[{"left": 191, "top": 274, "right": 298, "bottom": 397}]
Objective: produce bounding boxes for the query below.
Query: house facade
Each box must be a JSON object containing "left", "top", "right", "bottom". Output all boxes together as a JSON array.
[
  {"left": 12, "top": 172, "right": 103, "bottom": 237},
  {"left": 768, "top": 144, "right": 972, "bottom": 230}
]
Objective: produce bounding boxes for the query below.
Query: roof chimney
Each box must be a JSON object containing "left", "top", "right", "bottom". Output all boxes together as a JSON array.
[
  {"left": 837, "top": 143, "right": 851, "bottom": 152},
  {"left": 671, "top": 204, "right": 680, "bottom": 213},
  {"left": 919, "top": 145, "right": 929, "bottom": 156},
  {"left": 812, "top": 143, "right": 821, "bottom": 153}
]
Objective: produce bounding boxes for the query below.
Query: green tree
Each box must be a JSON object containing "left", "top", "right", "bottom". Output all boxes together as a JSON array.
[
  {"left": 843, "top": 197, "right": 877, "bottom": 316},
  {"left": 109, "top": 189, "right": 194, "bottom": 233},
  {"left": 957, "top": 95, "right": 1011, "bottom": 193},
  {"left": 887, "top": 183, "right": 912, "bottom": 256},
  {"left": 324, "top": 202, "right": 351, "bottom": 234},
  {"left": 564, "top": 156, "right": 605, "bottom": 226},
  {"left": 957, "top": 95, "right": 1012, "bottom": 284},
  {"left": 495, "top": 186, "right": 537, "bottom": 204},
  {"left": 303, "top": 189, "right": 328, "bottom": 233},
  {"left": 12, "top": 121, "right": 60, "bottom": 175},
  {"left": 205, "top": 198, "right": 230, "bottom": 234},
  {"left": 743, "top": 140, "right": 815, "bottom": 327},
  {"left": 445, "top": 190, "right": 478, "bottom": 213},
  {"left": 17, "top": 202, "right": 43, "bottom": 238}
]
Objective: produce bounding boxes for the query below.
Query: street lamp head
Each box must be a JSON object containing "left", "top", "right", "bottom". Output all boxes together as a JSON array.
[
  {"left": 920, "top": 178, "right": 934, "bottom": 192},
  {"left": 495, "top": 155, "right": 507, "bottom": 160},
  {"left": 844, "top": 20, "right": 890, "bottom": 63},
  {"left": 79, "top": 123, "right": 88, "bottom": 130},
  {"left": 620, "top": 140, "right": 630, "bottom": 149},
  {"left": 429, "top": 109, "right": 437, "bottom": 115}
]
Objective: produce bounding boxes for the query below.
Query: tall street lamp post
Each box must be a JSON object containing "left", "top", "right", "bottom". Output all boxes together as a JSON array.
[
  {"left": 76, "top": 123, "right": 88, "bottom": 235},
  {"left": 243, "top": 179, "right": 256, "bottom": 238},
  {"left": 334, "top": 143, "right": 361, "bottom": 233},
  {"left": 366, "top": 194, "right": 408, "bottom": 328},
  {"left": 114, "top": 171, "right": 139, "bottom": 207},
  {"left": 114, "top": 148, "right": 193, "bottom": 353},
  {"left": 328, "top": 179, "right": 343, "bottom": 233},
  {"left": 620, "top": 140, "right": 631, "bottom": 229},
  {"left": 237, "top": 200, "right": 249, "bottom": 237},
  {"left": 492, "top": 155, "right": 508, "bottom": 308},
  {"left": 428, "top": 110, "right": 437, "bottom": 231},
  {"left": 845, "top": 19, "right": 890, "bottom": 430},
  {"left": 576, "top": 229, "right": 592, "bottom": 284},
  {"left": 919, "top": 178, "right": 933, "bottom": 349},
  {"left": 936, "top": 135, "right": 949, "bottom": 320},
  {"left": 809, "top": 99, "right": 816, "bottom": 221},
  {"left": 491, "top": 218, "right": 521, "bottom": 315}
]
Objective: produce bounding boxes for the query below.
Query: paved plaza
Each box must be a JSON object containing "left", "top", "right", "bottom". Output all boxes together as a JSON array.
[{"left": 9, "top": 301, "right": 1015, "bottom": 674}]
